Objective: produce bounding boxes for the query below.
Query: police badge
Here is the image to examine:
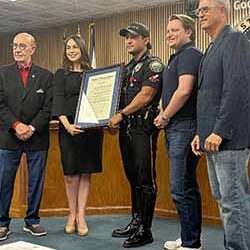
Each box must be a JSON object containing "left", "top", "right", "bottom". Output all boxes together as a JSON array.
[
  {"left": 236, "top": 16, "right": 250, "bottom": 40},
  {"left": 134, "top": 62, "right": 143, "bottom": 72}
]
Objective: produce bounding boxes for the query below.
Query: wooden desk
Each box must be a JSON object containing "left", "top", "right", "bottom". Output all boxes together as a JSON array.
[{"left": 11, "top": 122, "right": 249, "bottom": 225}]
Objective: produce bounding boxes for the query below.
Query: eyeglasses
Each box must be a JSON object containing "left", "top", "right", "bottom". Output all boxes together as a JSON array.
[
  {"left": 11, "top": 43, "right": 28, "bottom": 50},
  {"left": 196, "top": 6, "right": 212, "bottom": 15}
]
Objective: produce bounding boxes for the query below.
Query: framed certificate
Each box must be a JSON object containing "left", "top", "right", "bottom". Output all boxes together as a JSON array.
[{"left": 75, "top": 64, "right": 123, "bottom": 129}]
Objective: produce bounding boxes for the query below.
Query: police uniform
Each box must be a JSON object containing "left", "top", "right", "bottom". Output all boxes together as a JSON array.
[
  {"left": 112, "top": 45, "right": 164, "bottom": 246},
  {"left": 119, "top": 51, "right": 163, "bottom": 198}
]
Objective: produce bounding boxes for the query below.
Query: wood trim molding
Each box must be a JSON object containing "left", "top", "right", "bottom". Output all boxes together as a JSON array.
[{"left": 37, "top": 206, "right": 221, "bottom": 225}]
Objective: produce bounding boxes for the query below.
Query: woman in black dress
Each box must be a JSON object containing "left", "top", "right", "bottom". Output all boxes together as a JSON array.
[{"left": 53, "top": 35, "right": 103, "bottom": 236}]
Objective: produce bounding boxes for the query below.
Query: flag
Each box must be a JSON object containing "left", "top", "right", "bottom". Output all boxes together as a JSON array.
[{"left": 89, "top": 23, "right": 96, "bottom": 69}]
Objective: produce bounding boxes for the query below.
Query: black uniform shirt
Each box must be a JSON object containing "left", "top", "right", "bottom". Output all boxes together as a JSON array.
[
  {"left": 120, "top": 51, "right": 165, "bottom": 113},
  {"left": 162, "top": 42, "right": 203, "bottom": 122}
]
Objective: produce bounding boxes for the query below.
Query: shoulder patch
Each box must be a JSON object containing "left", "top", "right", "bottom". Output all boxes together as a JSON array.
[{"left": 149, "top": 60, "right": 164, "bottom": 73}]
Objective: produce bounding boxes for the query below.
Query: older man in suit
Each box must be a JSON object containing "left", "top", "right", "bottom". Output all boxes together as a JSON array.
[
  {"left": 0, "top": 33, "right": 53, "bottom": 241},
  {"left": 191, "top": 0, "right": 250, "bottom": 249}
]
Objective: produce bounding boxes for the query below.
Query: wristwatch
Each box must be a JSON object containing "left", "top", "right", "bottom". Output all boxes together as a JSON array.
[
  {"left": 29, "top": 125, "right": 36, "bottom": 133},
  {"left": 162, "top": 115, "right": 170, "bottom": 123}
]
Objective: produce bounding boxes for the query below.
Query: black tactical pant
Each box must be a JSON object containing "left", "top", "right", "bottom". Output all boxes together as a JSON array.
[{"left": 119, "top": 116, "right": 158, "bottom": 226}]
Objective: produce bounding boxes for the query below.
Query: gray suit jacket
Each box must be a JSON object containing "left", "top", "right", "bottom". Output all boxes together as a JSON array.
[{"left": 197, "top": 25, "right": 250, "bottom": 150}]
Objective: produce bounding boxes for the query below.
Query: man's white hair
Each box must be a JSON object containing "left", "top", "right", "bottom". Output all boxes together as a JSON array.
[
  {"left": 14, "top": 32, "right": 36, "bottom": 46},
  {"left": 213, "top": 0, "right": 231, "bottom": 14}
]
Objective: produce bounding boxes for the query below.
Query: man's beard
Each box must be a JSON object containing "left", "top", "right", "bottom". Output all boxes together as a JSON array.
[{"left": 128, "top": 48, "right": 141, "bottom": 56}]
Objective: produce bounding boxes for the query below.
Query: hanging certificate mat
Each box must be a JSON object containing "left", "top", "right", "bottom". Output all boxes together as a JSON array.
[{"left": 75, "top": 64, "right": 123, "bottom": 129}]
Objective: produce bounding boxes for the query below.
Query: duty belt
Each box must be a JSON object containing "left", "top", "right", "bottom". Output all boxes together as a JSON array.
[{"left": 126, "top": 114, "right": 146, "bottom": 128}]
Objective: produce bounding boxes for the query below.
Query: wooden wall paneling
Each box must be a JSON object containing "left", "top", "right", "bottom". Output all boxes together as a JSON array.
[
  {"left": 86, "top": 132, "right": 131, "bottom": 215},
  {"left": 39, "top": 127, "right": 68, "bottom": 216},
  {"left": 10, "top": 157, "right": 27, "bottom": 218},
  {"left": 38, "top": 125, "right": 131, "bottom": 217}
]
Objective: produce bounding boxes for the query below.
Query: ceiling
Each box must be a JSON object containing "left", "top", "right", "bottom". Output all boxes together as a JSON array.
[{"left": 0, "top": 0, "right": 180, "bottom": 35}]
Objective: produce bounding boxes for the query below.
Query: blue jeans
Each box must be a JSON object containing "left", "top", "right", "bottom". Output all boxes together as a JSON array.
[
  {"left": 206, "top": 149, "right": 250, "bottom": 250},
  {"left": 165, "top": 120, "right": 201, "bottom": 248},
  {"left": 0, "top": 149, "right": 48, "bottom": 227}
]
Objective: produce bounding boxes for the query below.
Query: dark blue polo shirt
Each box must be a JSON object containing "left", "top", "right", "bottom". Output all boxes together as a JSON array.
[{"left": 162, "top": 42, "right": 203, "bottom": 122}]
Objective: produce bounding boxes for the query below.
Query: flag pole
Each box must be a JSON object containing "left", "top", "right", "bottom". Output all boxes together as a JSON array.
[{"left": 88, "top": 19, "right": 96, "bottom": 68}]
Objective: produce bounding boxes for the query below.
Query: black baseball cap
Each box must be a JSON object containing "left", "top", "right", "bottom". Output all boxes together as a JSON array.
[
  {"left": 120, "top": 22, "right": 150, "bottom": 37},
  {"left": 119, "top": 22, "right": 152, "bottom": 49}
]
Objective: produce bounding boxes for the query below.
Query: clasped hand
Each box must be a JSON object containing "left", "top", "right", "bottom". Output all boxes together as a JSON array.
[
  {"left": 15, "top": 123, "right": 33, "bottom": 141},
  {"left": 154, "top": 113, "right": 168, "bottom": 129}
]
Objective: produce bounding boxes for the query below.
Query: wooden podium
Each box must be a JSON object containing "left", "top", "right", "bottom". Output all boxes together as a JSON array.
[{"left": 11, "top": 121, "right": 248, "bottom": 225}]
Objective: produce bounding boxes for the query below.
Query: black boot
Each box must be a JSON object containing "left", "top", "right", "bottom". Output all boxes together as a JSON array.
[
  {"left": 123, "top": 224, "right": 153, "bottom": 248},
  {"left": 123, "top": 187, "right": 156, "bottom": 248},
  {"left": 112, "top": 215, "right": 140, "bottom": 238},
  {"left": 112, "top": 187, "right": 141, "bottom": 238}
]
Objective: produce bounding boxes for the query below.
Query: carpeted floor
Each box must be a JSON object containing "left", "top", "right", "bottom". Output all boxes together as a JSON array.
[{"left": 0, "top": 215, "right": 224, "bottom": 250}]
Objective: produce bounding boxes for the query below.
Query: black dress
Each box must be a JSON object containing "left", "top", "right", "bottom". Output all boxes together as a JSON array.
[{"left": 53, "top": 69, "right": 103, "bottom": 175}]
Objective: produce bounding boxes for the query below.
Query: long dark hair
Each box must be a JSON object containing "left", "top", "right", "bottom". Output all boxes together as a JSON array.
[{"left": 63, "top": 35, "right": 91, "bottom": 71}]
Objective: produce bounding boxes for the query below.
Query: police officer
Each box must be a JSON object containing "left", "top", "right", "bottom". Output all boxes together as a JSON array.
[{"left": 109, "top": 22, "right": 164, "bottom": 248}]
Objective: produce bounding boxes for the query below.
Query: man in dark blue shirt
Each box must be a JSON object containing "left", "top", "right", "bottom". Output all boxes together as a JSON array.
[{"left": 154, "top": 14, "right": 203, "bottom": 250}]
